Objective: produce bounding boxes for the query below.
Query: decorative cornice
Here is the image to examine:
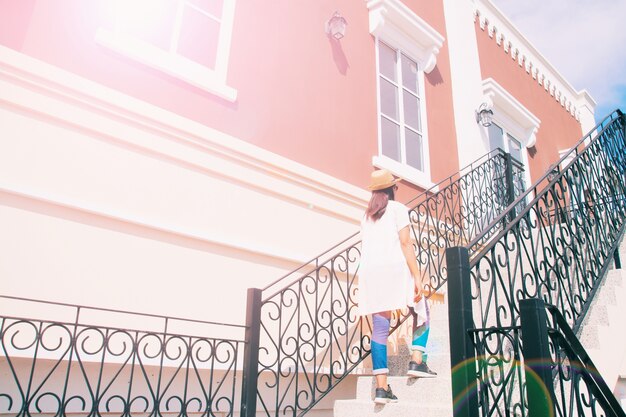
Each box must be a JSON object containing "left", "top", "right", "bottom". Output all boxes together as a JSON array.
[
  {"left": 366, "top": 0, "right": 445, "bottom": 73},
  {"left": 482, "top": 78, "right": 541, "bottom": 148},
  {"left": 472, "top": 0, "right": 596, "bottom": 122}
]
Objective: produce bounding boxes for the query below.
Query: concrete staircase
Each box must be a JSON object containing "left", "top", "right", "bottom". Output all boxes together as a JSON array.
[
  {"left": 334, "top": 300, "right": 453, "bottom": 417},
  {"left": 578, "top": 236, "right": 626, "bottom": 404}
]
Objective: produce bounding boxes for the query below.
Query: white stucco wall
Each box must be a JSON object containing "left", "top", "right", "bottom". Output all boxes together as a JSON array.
[{"left": 0, "top": 46, "right": 368, "bottom": 326}]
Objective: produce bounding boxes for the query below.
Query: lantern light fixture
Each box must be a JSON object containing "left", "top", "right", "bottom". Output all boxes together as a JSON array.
[
  {"left": 476, "top": 102, "right": 494, "bottom": 127},
  {"left": 325, "top": 11, "right": 347, "bottom": 40}
]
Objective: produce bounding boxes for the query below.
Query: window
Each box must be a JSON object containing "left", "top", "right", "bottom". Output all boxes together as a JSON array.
[
  {"left": 366, "top": 0, "right": 443, "bottom": 189},
  {"left": 488, "top": 123, "right": 523, "bottom": 163},
  {"left": 488, "top": 121, "right": 531, "bottom": 215},
  {"left": 375, "top": 41, "right": 431, "bottom": 187},
  {"left": 507, "top": 134, "right": 523, "bottom": 163},
  {"left": 97, "top": 0, "right": 237, "bottom": 101}
]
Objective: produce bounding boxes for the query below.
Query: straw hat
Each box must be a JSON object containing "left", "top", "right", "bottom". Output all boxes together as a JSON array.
[{"left": 367, "top": 169, "right": 399, "bottom": 191}]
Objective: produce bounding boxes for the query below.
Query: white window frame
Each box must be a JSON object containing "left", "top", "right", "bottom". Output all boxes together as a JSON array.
[
  {"left": 373, "top": 40, "right": 432, "bottom": 188},
  {"left": 367, "top": 0, "right": 444, "bottom": 189},
  {"left": 96, "top": 0, "right": 237, "bottom": 102}
]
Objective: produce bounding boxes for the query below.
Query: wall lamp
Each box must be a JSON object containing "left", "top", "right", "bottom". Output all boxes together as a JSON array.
[
  {"left": 476, "top": 102, "right": 494, "bottom": 127},
  {"left": 325, "top": 11, "right": 347, "bottom": 40}
]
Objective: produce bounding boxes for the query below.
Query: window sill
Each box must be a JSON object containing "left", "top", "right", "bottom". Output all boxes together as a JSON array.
[
  {"left": 95, "top": 29, "right": 237, "bottom": 102},
  {"left": 372, "top": 155, "right": 436, "bottom": 191}
]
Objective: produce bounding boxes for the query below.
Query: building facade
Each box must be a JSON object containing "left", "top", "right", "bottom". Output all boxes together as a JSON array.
[
  {"left": 3, "top": 0, "right": 621, "bottom": 414},
  {"left": 0, "top": 0, "right": 594, "bottom": 320}
]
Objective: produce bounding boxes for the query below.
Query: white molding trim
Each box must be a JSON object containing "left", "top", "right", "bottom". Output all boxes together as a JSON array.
[
  {"left": 0, "top": 45, "right": 369, "bottom": 221},
  {"left": 558, "top": 148, "right": 576, "bottom": 170},
  {"left": 482, "top": 78, "right": 540, "bottom": 148},
  {"left": 0, "top": 185, "right": 310, "bottom": 271},
  {"left": 366, "top": 0, "right": 445, "bottom": 73},
  {"left": 473, "top": 0, "right": 596, "bottom": 122}
]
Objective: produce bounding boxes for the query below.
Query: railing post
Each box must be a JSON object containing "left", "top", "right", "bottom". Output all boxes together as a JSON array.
[
  {"left": 446, "top": 247, "right": 479, "bottom": 417},
  {"left": 241, "top": 288, "right": 262, "bottom": 417},
  {"left": 519, "top": 298, "right": 556, "bottom": 417},
  {"left": 622, "top": 112, "right": 626, "bottom": 144},
  {"left": 504, "top": 152, "right": 516, "bottom": 222}
]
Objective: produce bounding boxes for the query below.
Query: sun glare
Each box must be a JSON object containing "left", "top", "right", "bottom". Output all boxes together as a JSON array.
[{"left": 114, "top": 0, "right": 170, "bottom": 32}]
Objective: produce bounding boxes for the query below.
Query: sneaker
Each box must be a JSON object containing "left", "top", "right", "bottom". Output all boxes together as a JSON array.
[
  {"left": 374, "top": 385, "right": 399, "bottom": 404},
  {"left": 407, "top": 361, "right": 437, "bottom": 378}
]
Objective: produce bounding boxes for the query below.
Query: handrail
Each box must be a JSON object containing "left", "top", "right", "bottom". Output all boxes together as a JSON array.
[
  {"left": 261, "top": 147, "right": 513, "bottom": 293},
  {"left": 262, "top": 148, "right": 522, "bottom": 298},
  {"left": 454, "top": 109, "right": 626, "bottom": 417},
  {"left": 0, "top": 297, "right": 246, "bottom": 417},
  {"left": 0, "top": 294, "right": 246, "bottom": 329},
  {"left": 251, "top": 147, "right": 527, "bottom": 417},
  {"left": 468, "top": 109, "right": 623, "bottom": 252},
  {"left": 546, "top": 304, "right": 626, "bottom": 417}
]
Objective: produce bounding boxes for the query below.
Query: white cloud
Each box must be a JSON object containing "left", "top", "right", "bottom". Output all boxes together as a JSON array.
[{"left": 491, "top": 0, "right": 626, "bottom": 110}]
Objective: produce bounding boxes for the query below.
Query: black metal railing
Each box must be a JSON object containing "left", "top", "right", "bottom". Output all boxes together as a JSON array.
[
  {"left": 543, "top": 302, "right": 626, "bottom": 417},
  {"left": 446, "top": 109, "right": 626, "bottom": 417},
  {"left": 244, "top": 148, "right": 526, "bottom": 417},
  {"left": 0, "top": 295, "right": 246, "bottom": 417},
  {"left": 411, "top": 151, "right": 526, "bottom": 295}
]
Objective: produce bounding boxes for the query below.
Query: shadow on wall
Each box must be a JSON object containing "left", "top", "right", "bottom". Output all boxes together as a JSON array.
[
  {"left": 426, "top": 66, "right": 443, "bottom": 86},
  {"left": 328, "top": 37, "right": 349, "bottom": 75}
]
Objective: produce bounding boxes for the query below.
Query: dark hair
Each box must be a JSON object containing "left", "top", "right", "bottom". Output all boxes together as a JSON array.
[{"left": 365, "top": 186, "right": 395, "bottom": 221}]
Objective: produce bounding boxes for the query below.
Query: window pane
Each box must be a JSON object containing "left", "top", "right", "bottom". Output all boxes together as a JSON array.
[
  {"left": 116, "top": 0, "right": 178, "bottom": 50},
  {"left": 401, "top": 54, "right": 419, "bottom": 94},
  {"left": 187, "top": 0, "right": 223, "bottom": 18},
  {"left": 405, "top": 129, "right": 423, "bottom": 171},
  {"left": 177, "top": 6, "right": 220, "bottom": 69},
  {"left": 507, "top": 134, "right": 523, "bottom": 162},
  {"left": 378, "top": 42, "right": 397, "bottom": 82},
  {"left": 380, "top": 78, "right": 399, "bottom": 121},
  {"left": 381, "top": 117, "right": 401, "bottom": 162},
  {"left": 403, "top": 90, "right": 421, "bottom": 131},
  {"left": 488, "top": 123, "right": 504, "bottom": 152}
]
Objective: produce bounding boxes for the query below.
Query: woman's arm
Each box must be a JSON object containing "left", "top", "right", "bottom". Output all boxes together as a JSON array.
[{"left": 399, "top": 226, "right": 424, "bottom": 299}]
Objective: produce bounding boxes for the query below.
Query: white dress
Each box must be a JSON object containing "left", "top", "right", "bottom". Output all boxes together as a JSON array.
[{"left": 358, "top": 200, "right": 417, "bottom": 316}]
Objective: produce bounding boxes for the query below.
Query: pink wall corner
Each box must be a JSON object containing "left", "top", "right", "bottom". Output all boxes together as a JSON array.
[{"left": 474, "top": 23, "right": 583, "bottom": 183}]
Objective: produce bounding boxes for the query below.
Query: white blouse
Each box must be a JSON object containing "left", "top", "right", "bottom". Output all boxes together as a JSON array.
[{"left": 357, "top": 200, "right": 416, "bottom": 316}]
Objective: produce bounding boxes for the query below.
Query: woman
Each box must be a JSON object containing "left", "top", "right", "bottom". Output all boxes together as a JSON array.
[{"left": 358, "top": 169, "right": 436, "bottom": 404}]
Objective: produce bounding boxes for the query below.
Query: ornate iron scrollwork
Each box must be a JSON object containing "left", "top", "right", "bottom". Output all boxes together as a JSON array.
[
  {"left": 256, "top": 149, "right": 526, "bottom": 417},
  {"left": 466, "top": 111, "right": 626, "bottom": 417},
  {"left": 0, "top": 300, "right": 246, "bottom": 417}
]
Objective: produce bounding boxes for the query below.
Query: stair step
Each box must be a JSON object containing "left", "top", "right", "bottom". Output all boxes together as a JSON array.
[
  {"left": 388, "top": 351, "right": 451, "bottom": 376},
  {"left": 579, "top": 324, "right": 603, "bottom": 349},
  {"left": 355, "top": 375, "right": 452, "bottom": 403},
  {"left": 359, "top": 350, "right": 451, "bottom": 377},
  {"left": 604, "top": 269, "right": 626, "bottom": 292},
  {"left": 334, "top": 399, "right": 452, "bottom": 417}
]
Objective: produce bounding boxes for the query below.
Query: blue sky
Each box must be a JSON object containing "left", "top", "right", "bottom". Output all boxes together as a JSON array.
[{"left": 491, "top": 0, "right": 626, "bottom": 122}]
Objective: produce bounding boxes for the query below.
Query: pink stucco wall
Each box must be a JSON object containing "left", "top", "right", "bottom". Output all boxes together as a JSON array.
[
  {"left": 0, "top": 0, "right": 458, "bottom": 196},
  {"left": 474, "top": 22, "right": 584, "bottom": 183}
]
